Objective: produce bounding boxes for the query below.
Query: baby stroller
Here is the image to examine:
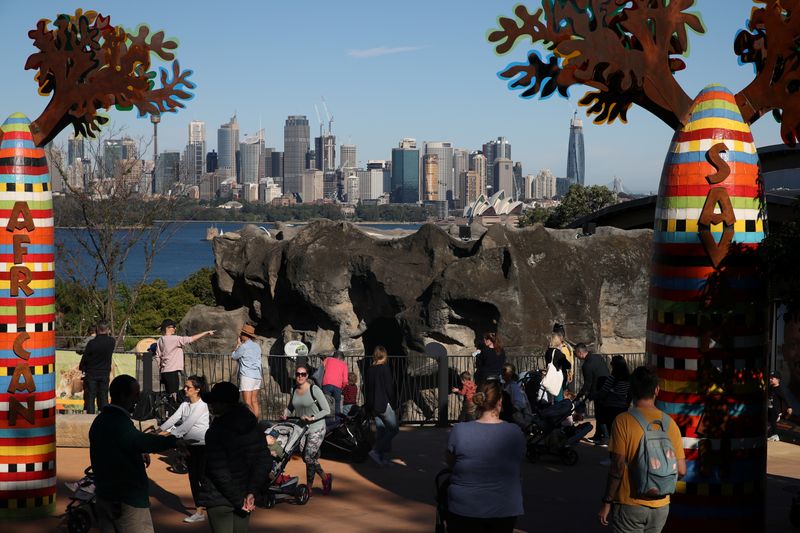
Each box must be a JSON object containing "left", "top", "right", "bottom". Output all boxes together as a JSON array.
[
  {"left": 259, "top": 419, "right": 311, "bottom": 508},
  {"left": 524, "top": 395, "right": 592, "bottom": 465},
  {"left": 322, "top": 405, "right": 372, "bottom": 462},
  {"left": 64, "top": 467, "right": 96, "bottom": 533},
  {"left": 434, "top": 468, "right": 452, "bottom": 533}
]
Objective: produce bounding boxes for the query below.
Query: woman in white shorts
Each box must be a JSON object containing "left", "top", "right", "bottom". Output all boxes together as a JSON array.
[{"left": 232, "top": 324, "right": 263, "bottom": 419}]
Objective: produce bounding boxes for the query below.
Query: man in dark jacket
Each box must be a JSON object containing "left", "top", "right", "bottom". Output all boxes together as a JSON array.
[
  {"left": 199, "top": 381, "right": 270, "bottom": 531},
  {"left": 81, "top": 322, "right": 116, "bottom": 414},
  {"left": 89, "top": 375, "right": 178, "bottom": 532},
  {"left": 575, "top": 343, "right": 610, "bottom": 443}
]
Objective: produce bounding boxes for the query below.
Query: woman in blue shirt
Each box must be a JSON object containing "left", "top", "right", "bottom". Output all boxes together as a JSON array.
[
  {"left": 231, "top": 324, "right": 262, "bottom": 419},
  {"left": 446, "top": 380, "right": 526, "bottom": 532}
]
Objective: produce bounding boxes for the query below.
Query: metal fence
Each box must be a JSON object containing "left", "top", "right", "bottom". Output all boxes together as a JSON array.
[{"left": 55, "top": 335, "right": 646, "bottom": 424}]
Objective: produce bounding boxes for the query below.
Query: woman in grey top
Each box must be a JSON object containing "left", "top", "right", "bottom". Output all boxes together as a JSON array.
[
  {"left": 446, "top": 380, "right": 526, "bottom": 532},
  {"left": 283, "top": 364, "right": 332, "bottom": 497}
]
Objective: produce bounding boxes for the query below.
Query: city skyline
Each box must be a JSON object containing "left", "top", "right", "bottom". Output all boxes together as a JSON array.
[{"left": 0, "top": 1, "right": 784, "bottom": 194}]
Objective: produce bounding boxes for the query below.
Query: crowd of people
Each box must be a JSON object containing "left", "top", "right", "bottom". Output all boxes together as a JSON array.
[{"left": 79, "top": 319, "right": 789, "bottom": 533}]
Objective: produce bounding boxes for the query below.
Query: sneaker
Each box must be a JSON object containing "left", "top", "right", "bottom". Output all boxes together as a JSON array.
[
  {"left": 594, "top": 440, "right": 609, "bottom": 448},
  {"left": 368, "top": 450, "right": 384, "bottom": 466},
  {"left": 183, "top": 512, "right": 206, "bottom": 523},
  {"left": 64, "top": 481, "right": 79, "bottom": 492},
  {"left": 321, "top": 473, "right": 333, "bottom": 495},
  {"left": 768, "top": 434, "right": 780, "bottom": 442}
]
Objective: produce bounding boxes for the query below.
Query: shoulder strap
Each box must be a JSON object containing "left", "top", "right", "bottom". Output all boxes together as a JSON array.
[
  {"left": 661, "top": 413, "right": 671, "bottom": 432},
  {"left": 628, "top": 407, "right": 652, "bottom": 431},
  {"left": 310, "top": 383, "right": 323, "bottom": 412}
]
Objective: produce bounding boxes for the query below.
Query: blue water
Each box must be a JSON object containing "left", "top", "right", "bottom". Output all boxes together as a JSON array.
[{"left": 56, "top": 221, "right": 421, "bottom": 286}]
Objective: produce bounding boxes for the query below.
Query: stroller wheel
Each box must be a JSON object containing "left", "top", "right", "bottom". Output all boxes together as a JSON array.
[
  {"left": 560, "top": 448, "right": 579, "bottom": 466},
  {"left": 296, "top": 484, "right": 310, "bottom": 505},
  {"left": 67, "top": 507, "right": 92, "bottom": 533},
  {"left": 526, "top": 446, "right": 538, "bottom": 463},
  {"left": 264, "top": 493, "right": 276, "bottom": 509}
]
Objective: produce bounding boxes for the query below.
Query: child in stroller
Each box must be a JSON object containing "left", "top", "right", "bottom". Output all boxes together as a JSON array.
[
  {"left": 518, "top": 370, "right": 593, "bottom": 465},
  {"left": 64, "top": 467, "right": 96, "bottom": 533},
  {"left": 259, "top": 420, "right": 311, "bottom": 508}
]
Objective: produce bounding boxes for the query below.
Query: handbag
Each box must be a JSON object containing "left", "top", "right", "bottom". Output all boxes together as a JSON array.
[{"left": 542, "top": 362, "right": 563, "bottom": 396}]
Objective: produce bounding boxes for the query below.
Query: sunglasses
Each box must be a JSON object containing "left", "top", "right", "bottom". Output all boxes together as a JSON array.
[{"left": 295, "top": 372, "right": 307, "bottom": 377}]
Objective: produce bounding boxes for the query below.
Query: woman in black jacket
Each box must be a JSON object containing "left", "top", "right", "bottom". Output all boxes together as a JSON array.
[
  {"left": 474, "top": 332, "right": 506, "bottom": 386},
  {"left": 364, "top": 346, "right": 399, "bottom": 466},
  {"left": 199, "top": 381, "right": 270, "bottom": 533}
]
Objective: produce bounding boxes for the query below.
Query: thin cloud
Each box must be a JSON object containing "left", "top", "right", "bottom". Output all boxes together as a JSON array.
[{"left": 347, "top": 45, "right": 428, "bottom": 58}]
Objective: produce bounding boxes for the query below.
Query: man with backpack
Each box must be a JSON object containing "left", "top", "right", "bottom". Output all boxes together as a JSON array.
[{"left": 598, "top": 366, "right": 686, "bottom": 532}]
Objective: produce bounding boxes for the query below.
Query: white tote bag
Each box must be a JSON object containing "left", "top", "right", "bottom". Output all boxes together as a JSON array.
[{"left": 541, "top": 362, "right": 563, "bottom": 397}]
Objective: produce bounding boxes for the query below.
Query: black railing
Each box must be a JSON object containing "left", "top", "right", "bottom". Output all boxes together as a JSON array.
[{"left": 55, "top": 336, "right": 646, "bottom": 424}]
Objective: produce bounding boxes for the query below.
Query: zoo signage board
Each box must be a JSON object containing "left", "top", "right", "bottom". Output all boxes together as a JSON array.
[{"left": 0, "top": 114, "right": 56, "bottom": 518}]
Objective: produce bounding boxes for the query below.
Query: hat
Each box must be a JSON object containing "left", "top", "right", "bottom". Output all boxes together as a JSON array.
[
  {"left": 160, "top": 319, "right": 176, "bottom": 330},
  {"left": 240, "top": 324, "right": 257, "bottom": 339},
  {"left": 201, "top": 381, "right": 239, "bottom": 404},
  {"left": 771, "top": 370, "right": 782, "bottom": 380}
]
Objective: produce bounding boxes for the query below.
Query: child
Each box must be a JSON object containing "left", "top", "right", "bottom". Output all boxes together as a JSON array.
[
  {"left": 342, "top": 372, "right": 359, "bottom": 415},
  {"left": 266, "top": 429, "right": 292, "bottom": 485},
  {"left": 452, "top": 372, "right": 477, "bottom": 422}
]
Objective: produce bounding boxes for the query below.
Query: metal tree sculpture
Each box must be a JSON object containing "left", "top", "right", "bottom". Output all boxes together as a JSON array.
[
  {"left": 489, "top": 1, "right": 792, "bottom": 530},
  {"left": 23, "top": 9, "right": 195, "bottom": 146}
]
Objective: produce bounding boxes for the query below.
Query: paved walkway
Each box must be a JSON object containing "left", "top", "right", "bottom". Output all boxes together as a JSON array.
[{"left": 5, "top": 427, "right": 800, "bottom": 532}]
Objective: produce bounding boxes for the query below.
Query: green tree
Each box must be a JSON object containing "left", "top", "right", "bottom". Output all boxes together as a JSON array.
[
  {"left": 546, "top": 185, "right": 617, "bottom": 228},
  {"left": 518, "top": 206, "right": 553, "bottom": 228}
]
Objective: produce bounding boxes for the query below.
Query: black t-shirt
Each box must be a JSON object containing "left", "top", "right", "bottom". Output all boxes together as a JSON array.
[{"left": 81, "top": 334, "right": 116, "bottom": 377}]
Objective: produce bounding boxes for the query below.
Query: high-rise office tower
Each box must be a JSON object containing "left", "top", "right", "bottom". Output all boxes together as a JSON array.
[
  {"left": 217, "top": 114, "right": 239, "bottom": 179},
  {"left": 482, "top": 137, "right": 511, "bottom": 192},
  {"left": 513, "top": 162, "right": 523, "bottom": 199},
  {"left": 283, "top": 115, "right": 310, "bottom": 194},
  {"left": 67, "top": 134, "right": 85, "bottom": 166},
  {"left": 301, "top": 169, "right": 324, "bottom": 202},
  {"left": 154, "top": 151, "right": 181, "bottom": 194},
  {"left": 262, "top": 147, "right": 273, "bottom": 179},
  {"left": 391, "top": 138, "right": 420, "bottom": 203},
  {"left": 423, "top": 154, "right": 439, "bottom": 201},
  {"left": 340, "top": 144, "right": 357, "bottom": 169},
  {"left": 453, "top": 149, "right": 469, "bottom": 202},
  {"left": 469, "top": 152, "right": 487, "bottom": 197},
  {"left": 461, "top": 171, "right": 481, "bottom": 206},
  {"left": 240, "top": 130, "right": 264, "bottom": 184},
  {"left": 493, "top": 157, "right": 513, "bottom": 196},
  {"left": 566, "top": 111, "right": 585, "bottom": 185},
  {"left": 206, "top": 150, "right": 218, "bottom": 173},
  {"left": 186, "top": 121, "right": 206, "bottom": 185},
  {"left": 314, "top": 134, "right": 336, "bottom": 172},
  {"left": 271, "top": 151, "right": 283, "bottom": 177},
  {"left": 424, "top": 142, "right": 453, "bottom": 201},
  {"left": 531, "top": 169, "right": 557, "bottom": 199},
  {"left": 102, "top": 138, "right": 137, "bottom": 178}
]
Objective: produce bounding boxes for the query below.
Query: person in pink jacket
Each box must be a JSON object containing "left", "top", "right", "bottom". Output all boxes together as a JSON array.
[{"left": 321, "top": 350, "right": 349, "bottom": 416}]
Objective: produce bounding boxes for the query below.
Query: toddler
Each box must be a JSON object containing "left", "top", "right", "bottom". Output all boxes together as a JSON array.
[
  {"left": 266, "top": 429, "right": 292, "bottom": 485},
  {"left": 342, "top": 372, "right": 359, "bottom": 415},
  {"left": 452, "top": 372, "right": 477, "bottom": 422}
]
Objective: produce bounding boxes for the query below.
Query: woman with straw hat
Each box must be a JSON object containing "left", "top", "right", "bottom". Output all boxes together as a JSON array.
[{"left": 232, "top": 324, "right": 262, "bottom": 419}]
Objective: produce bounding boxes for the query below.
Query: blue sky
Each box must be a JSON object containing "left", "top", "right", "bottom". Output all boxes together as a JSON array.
[{"left": 0, "top": 1, "right": 783, "bottom": 193}]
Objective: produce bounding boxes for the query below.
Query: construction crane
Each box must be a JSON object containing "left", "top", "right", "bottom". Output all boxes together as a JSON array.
[
  {"left": 321, "top": 97, "right": 333, "bottom": 135},
  {"left": 313, "top": 104, "right": 324, "bottom": 138}
]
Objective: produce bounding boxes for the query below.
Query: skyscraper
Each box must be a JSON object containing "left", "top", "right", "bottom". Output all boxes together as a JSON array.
[
  {"left": 284, "top": 115, "right": 310, "bottom": 194},
  {"left": 67, "top": 134, "right": 84, "bottom": 166},
  {"left": 102, "top": 138, "right": 137, "bottom": 178},
  {"left": 493, "top": 157, "right": 513, "bottom": 196},
  {"left": 340, "top": 144, "right": 357, "bottom": 169},
  {"left": 482, "top": 137, "right": 511, "bottom": 192},
  {"left": 217, "top": 114, "right": 239, "bottom": 179},
  {"left": 424, "top": 142, "right": 453, "bottom": 201},
  {"left": 566, "top": 112, "right": 585, "bottom": 185},
  {"left": 314, "top": 134, "right": 336, "bottom": 172},
  {"left": 271, "top": 151, "right": 284, "bottom": 182},
  {"left": 240, "top": 130, "right": 264, "bottom": 184},
  {"left": 513, "top": 162, "right": 523, "bottom": 199},
  {"left": 453, "top": 148, "right": 469, "bottom": 204},
  {"left": 469, "top": 152, "right": 487, "bottom": 197},
  {"left": 206, "top": 150, "right": 218, "bottom": 173},
  {"left": 154, "top": 151, "right": 181, "bottom": 194},
  {"left": 391, "top": 138, "right": 420, "bottom": 203},
  {"left": 423, "top": 154, "right": 439, "bottom": 201},
  {"left": 186, "top": 121, "right": 206, "bottom": 185}
]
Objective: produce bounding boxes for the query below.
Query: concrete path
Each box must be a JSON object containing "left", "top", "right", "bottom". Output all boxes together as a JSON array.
[{"left": 4, "top": 427, "right": 799, "bottom": 532}]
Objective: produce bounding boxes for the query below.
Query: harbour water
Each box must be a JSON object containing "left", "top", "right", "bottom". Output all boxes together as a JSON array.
[{"left": 56, "top": 221, "right": 421, "bottom": 286}]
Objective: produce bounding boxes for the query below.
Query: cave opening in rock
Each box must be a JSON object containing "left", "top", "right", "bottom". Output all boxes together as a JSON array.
[{"left": 362, "top": 317, "right": 405, "bottom": 356}]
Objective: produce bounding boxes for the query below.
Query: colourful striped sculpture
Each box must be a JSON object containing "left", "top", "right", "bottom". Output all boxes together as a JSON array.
[
  {"left": 649, "top": 86, "right": 766, "bottom": 529},
  {"left": 0, "top": 113, "right": 56, "bottom": 519}
]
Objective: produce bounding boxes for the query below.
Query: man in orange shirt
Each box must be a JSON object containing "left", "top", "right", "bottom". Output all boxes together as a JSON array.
[
  {"left": 598, "top": 367, "right": 686, "bottom": 533},
  {"left": 321, "top": 350, "right": 349, "bottom": 417}
]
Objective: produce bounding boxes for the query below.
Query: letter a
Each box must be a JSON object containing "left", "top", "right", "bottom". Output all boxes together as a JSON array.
[
  {"left": 5, "top": 202, "right": 35, "bottom": 232},
  {"left": 7, "top": 362, "right": 36, "bottom": 394}
]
